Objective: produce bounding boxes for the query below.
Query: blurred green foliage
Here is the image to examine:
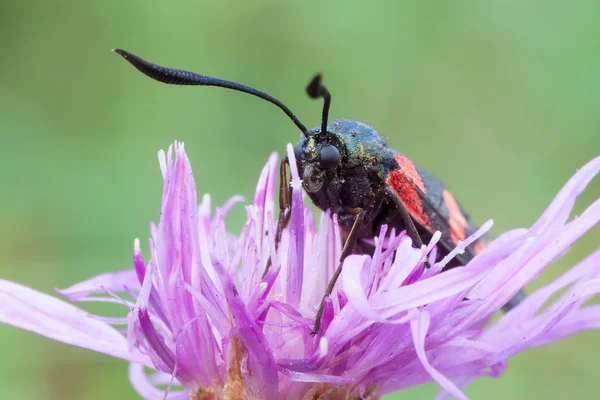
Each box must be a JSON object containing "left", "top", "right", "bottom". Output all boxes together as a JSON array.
[{"left": 0, "top": 1, "right": 598, "bottom": 399}]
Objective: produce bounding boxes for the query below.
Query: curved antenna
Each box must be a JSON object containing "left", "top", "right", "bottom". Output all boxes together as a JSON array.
[
  {"left": 113, "top": 49, "right": 310, "bottom": 137},
  {"left": 305, "top": 73, "right": 330, "bottom": 136}
]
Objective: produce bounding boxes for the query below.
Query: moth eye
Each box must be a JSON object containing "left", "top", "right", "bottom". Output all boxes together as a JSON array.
[
  {"left": 318, "top": 145, "right": 340, "bottom": 169},
  {"left": 294, "top": 141, "right": 304, "bottom": 160}
]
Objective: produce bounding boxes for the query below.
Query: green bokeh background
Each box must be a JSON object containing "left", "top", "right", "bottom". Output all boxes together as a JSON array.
[{"left": 1, "top": 1, "right": 599, "bottom": 399}]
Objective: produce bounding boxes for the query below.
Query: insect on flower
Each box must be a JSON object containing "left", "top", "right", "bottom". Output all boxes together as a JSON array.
[{"left": 113, "top": 49, "right": 525, "bottom": 335}]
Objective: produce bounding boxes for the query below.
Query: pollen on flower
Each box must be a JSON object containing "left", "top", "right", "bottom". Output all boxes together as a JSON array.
[
  {"left": 223, "top": 337, "right": 248, "bottom": 400},
  {"left": 287, "top": 143, "right": 304, "bottom": 192},
  {"left": 190, "top": 387, "right": 217, "bottom": 400},
  {"left": 301, "top": 383, "right": 380, "bottom": 400}
]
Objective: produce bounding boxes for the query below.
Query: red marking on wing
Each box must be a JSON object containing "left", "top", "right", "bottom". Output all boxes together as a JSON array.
[
  {"left": 387, "top": 155, "right": 431, "bottom": 229},
  {"left": 442, "top": 189, "right": 468, "bottom": 245},
  {"left": 473, "top": 240, "right": 486, "bottom": 255},
  {"left": 472, "top": 235, "right": 491, "bottom": 255},
  {"left": 393, "top": 155, "right": 426, "bottom": 192}
]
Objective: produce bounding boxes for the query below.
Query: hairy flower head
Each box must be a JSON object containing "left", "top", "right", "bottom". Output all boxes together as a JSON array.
[{"left": 1, "top": 142, "right": 599, "bottom": 399}]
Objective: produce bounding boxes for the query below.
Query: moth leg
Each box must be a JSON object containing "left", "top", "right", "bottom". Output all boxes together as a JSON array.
[
  {"left": 311, "top": 209, "right": 365, "bottom": 336},
  {"left": 262, "top": 156, "right": 291, "bottom": 278},
  {"left": 310, "top": 185, "right": 388, "bottom": 335},
  {"left": 386, "top": 188, "right": 432, "bottom": 268}
]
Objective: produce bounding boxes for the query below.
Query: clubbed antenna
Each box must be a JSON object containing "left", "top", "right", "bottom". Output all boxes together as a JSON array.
[
  {"left": 306, "top": 73, "right": 331, "bottom": 136},
  {"left": 113, "top": 48, "right": 310, "bottom": 137}
]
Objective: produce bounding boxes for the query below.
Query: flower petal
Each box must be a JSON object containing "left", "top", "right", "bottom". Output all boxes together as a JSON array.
[
  {"left": 531, "top": 155, "right": 600, "bottom": 235},
  {"left": 138, "top": 308, "right": 176, "bottom": 373},
  {"left": 531, "top": 304, "right": 600, "bottom": 346},
  {"left": 285, "top": 144, "right": 305, "bottom": 307},
  {"left": 216, "top": 262, "right": 279, "bottom": 400},
  {"left": 56, "top": 269, "right": 139, "bottom": 301},
  {"left": 128, "top": 363, "right": 188, "bottom": 400},
  {"left": 280, "top": 368, "right": 353, "bottom": 384},
  {"left": 252, "top": 152, "right": 278, "bottom": 246},
  {"left": 342, "top": 254, "right": 416, "bottom": 324},
  {"left": 411, "top": 311, "right": 468, "bottom": 400},
  {"left": 0, "top": 279, "right": 151, "bottom": 366}
]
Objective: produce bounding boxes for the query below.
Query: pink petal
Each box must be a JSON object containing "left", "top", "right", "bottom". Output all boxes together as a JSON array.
[
  {"left": 0, "top": 279, "right": 151, "bottom": 367},
  {"left": 56, "top": 269, "right": 139, "bottom": 301},
  {"left": 494, "top": 248, "right": 600, "bottom": 326},
  {"left": 138, "top": 308, "right": 176, "bottom": 373},
  {"left": 468, "top": 198, "right": 600, "bottom": 318},
  {"left": 286, "top": 143, "right": 305, "bottom": 307},
  {"left": 128, "top": 363, "right": 188, "bottom": 400},
  {"left": 531, "top": 155, "right": 600, "bottom": 235},
  {"left": 411, "top": 311, "right": 468, "bottom": 400},
  {"left": 372, "top": 266, "right": 486, "bottom": 312},
  {"left": 217, "top": 195, "right": 245, "bottom": 219},
  {"left": 342, "top": 255, "right": 416, "bottom": 324},
  {"left": 251, "top": 152, "right": 279, "bottom": 247},
  {"left": 215, "top": 262, "right": 279, "bottom": 400},
  {"left": 280, "top": 369, "right": 353, "bottom": 383},
  {"left": 434, "top": 377, "right": 476, "bottom": 400},
  {"left": 531, "top": 305, "right": 600, "bottom": 346},
  {"left": 436, "top": 220, "right": 494, "bottom": 269}
]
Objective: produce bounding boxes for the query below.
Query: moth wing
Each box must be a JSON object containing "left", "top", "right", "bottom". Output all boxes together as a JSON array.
[{"left": 385, "top": 153, "right": 480, "bottom": 261}]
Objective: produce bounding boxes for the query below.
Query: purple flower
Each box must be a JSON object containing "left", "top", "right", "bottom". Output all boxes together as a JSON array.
[{"left": 1, "top": 142, "right": 599, "bottom": 400}]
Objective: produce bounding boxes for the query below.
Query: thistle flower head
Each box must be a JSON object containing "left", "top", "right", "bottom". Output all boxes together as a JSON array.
[{"left": 1, "top": 142, "right": 599, "bottom": 400}]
